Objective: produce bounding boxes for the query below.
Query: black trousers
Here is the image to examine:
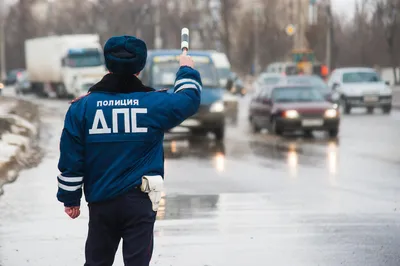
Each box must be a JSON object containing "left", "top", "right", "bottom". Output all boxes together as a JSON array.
[{"left": 84, "top": 188, "right": 156, "bottom": 266}]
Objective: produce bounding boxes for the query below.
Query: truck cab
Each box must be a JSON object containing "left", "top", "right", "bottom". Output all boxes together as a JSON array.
[
  {"left": 209, "top": 51, "right": 239, "bottom": 125},
  {"left": 25, "top": 34, "right": 107, "bottom": 99},
  {"left": 61, "top": 47, "right": 106, "bottom": 98},
  {"left": 140, "top": 50, "right": 226, "bottom": 140},
  {"left": 62, "top": 47, "right": 107, "bottom": 97}
]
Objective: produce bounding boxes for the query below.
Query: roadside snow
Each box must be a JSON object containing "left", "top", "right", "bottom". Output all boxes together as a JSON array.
[
  {"left": 0, "top": 114, "right": 37, "bottom": 136},
  {"left": 2, "top": 133, "right": 30, "bottom": 147},
  {"left": 0, "top": 141, "right": 19, "bottom": 164},
  {"left": 0, "top": 110, "right": 36, "bottom": 168},
  {"left": 0, "top": 101, "right": 16, "bottom": 115}
]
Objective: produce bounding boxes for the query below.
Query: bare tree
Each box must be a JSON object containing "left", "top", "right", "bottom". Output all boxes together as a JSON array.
[
  {"left": 219, "top": 0, "right": 239, "bottom": 60},
  {"left": 375, "top": 0, "right": 400, "bottom": 83},
  {"left": 5, "top": 0, "right": 37, "bottom": 69},
  {"left": 3, "top": 0, "right": 400, "bottom": 75},
  {"left": 232, "top": 0, "right": 291, "bottom": 74}
]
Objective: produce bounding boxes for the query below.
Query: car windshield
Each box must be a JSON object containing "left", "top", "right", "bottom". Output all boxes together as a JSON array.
[
  {"left": 272, "top": 86, "right": 325, "bottom": 102},
  {"left": 151, "top": 56, "right": 219, "bottom": 87},
  {"left": 67, "top": 51, "right": 104, "bottom": 68},
  {"left": 285, "top": 66, "right": 298, "bottom": 75},
  {"left": 260, "top": 75, "right": 282, "bottom": 85},
  {"left": 286, "top": 76, "right": 330, "bottom": 92},
  {"left": 7, "top": 69, "right": 23, "bottom": 80},
  {"left": 342, "top": 71, "right": 381, "bottom": 83},
  {"left": 217, "top": 68, "right": 231, "bottom": 80}
]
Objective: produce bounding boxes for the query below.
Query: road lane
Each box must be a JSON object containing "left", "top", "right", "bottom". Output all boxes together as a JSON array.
[{"left": 0, "top": 94, "right": 399, "bottom": 266}]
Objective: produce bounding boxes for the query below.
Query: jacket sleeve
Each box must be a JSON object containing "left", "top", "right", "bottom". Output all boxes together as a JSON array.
[
  {"left": 157, "top": 66, "right": 202, "bottom": 130},
  {"left": 57, "top": 102, "right": 85, "bottom": 207}
]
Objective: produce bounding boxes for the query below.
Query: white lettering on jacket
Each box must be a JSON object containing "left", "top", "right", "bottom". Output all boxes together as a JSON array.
[
  {"left": 89, "top": 108, "right": 147, "bottom": 134},
  {"left": 97, "top": 99, "right": 139, "bottom": 107}
]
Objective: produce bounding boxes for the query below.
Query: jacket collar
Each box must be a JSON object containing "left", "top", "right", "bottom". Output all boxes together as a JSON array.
[{"left": 89, "top": 73, "right": 154, "bottom": 93}]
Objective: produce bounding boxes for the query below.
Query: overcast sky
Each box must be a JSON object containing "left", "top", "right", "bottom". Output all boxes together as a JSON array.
[{"left": 332, "top": 0, "right": 358, "bottom": 18}]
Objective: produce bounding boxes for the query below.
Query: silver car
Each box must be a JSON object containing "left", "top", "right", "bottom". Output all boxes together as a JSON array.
[{"left": 327, "top": 67, "right": 392, "bottom": 114}]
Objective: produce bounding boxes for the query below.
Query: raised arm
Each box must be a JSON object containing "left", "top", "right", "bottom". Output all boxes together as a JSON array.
[{"left": 156, "top": 53, "right": 202, "bottom": 130}]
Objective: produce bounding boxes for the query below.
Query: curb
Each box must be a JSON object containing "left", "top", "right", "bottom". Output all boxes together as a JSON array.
[{"left": 0, "top": 97, "right": 43, "bottom": 196}]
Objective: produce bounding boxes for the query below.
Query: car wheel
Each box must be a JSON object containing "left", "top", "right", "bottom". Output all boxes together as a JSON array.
[
  {"left": 367, "top": 107, "right": 374, "bottom": 114},
  {"left": 328, "top": 129, "right": 339, "bottom": 138},
  {"left": 304, "top": 130, "right": 313, "bottom": 138},
  {"left": 341, "top": 98, "right": 351, "bottom": 114},
  {"left": 382, "top": 105, "right": 391, "bottom": 114},
  {"left": 214, "top": 127, "right": 225, "bottom": 141},
  {"left": 251, "top": 120, "right": 260, "bottom": 133},
  {"left": 271, "top": 118, "right": 283, "bottom": 135},
  {"left": 191, "top": 129, "right": 206, "bottom": 136}
]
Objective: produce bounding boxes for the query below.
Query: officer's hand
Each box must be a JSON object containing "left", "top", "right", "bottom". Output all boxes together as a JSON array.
[
  {"left": 65, "top": 206, "right": 80, "bottom": 219},
  {"left": 180, "top": 50, "right": 194, "bottom": 68}
]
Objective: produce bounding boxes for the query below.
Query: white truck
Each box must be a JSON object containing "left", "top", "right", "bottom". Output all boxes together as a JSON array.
[
  {"left": 25, "top": 34, "right": 107, "bottom": 98},
  {"left": 210, "top": 51, "right": 231, "bottom": 87},
  {"left": 209, "top": 51, "right": 239, "bottom": 124}
]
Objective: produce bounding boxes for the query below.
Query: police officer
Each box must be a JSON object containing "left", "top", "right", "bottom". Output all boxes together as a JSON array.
[{"left": 56, "top": 35, "right": 202, "bottom": 266}]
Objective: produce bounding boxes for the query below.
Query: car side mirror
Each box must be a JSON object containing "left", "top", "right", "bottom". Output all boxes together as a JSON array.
[
  {"left": 385, "top": 81, "right": 390, "bottom": 86},
  {"left": 61, "top": 58, "right": 66, "bottom": 67},
  {"left": 332, "top": 82, "right": 339, "bottom": 90}
]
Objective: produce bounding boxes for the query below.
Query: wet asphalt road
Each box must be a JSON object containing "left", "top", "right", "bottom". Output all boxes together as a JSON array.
[{"left": 0, "top": 90, "right": 399, "bottom": 266}]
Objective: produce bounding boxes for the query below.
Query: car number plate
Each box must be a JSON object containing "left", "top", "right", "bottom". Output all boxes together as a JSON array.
[
  {"left": 364, "top": 95, "right": 378, "bottom": 102},
  {"left": 180, "top": 119, "right": 200, "bottom": 127},
  {"left": 302, "top": 119, "right": 323, "bottom": 127}
]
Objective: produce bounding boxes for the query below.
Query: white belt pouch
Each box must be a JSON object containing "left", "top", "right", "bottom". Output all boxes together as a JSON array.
[{"left": 140, "top": 175, "right": 164, "bottom": 212}]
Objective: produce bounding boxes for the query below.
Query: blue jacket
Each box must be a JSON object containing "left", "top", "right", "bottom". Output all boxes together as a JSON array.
[{"left": 57, "top": 66, "right": 202, "bottom": 207}]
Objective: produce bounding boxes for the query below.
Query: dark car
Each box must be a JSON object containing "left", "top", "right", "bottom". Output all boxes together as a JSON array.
[
  {"left": 281, "top": 75, "right": 340, "bottom": 104},
  {"left": 226, "top": 72, "right": 246, "bottom": 96},
  {"left": 248, "top": 85, "right": 340, "bottom": 137},
  {"left": 139, "top": 50, "right": 225, "bottom": 140},
  {"left": 4, "top": 68, "right": 25, "bottom": 85}
]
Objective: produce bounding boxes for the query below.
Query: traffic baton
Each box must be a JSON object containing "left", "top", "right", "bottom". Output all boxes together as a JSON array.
[{"left": 181, "top": 28, "right": 189, "bottom": 54}]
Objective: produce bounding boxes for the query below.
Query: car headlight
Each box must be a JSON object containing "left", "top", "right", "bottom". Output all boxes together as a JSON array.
[
  {"left": 0, "top": 82, "right": 4, "bottom": 89},
  {"left": 210, "top": 101, "right": 225, "bottom": 112},
  {"left": 383, "top": 86, "right": 392, "bottom": 94},
  {"left": 283, "top": 110, "right": 299, "bottom": 119},
  {"left": 324, "top": 109, "right": 338, "bottom": 118}
]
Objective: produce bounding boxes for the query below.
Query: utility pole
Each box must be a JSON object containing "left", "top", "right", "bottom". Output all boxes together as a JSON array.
[
  {"left": 153, "top": 0, "right": 162, "bottom": 49},
  {"left": 253, "top": 5, "right": 259, "bottom": 75},
  {"left": 295, "top": 0, "right": 303, "bottom": 50},
  {"left": 325, "top": 0, "right": 333, "bottom": 72},
  {"left": 0, "top": 0, "right": 6, "bottom": 81},
  {"left": 287, "top": 0, "right": 296, "bottom": 51}
]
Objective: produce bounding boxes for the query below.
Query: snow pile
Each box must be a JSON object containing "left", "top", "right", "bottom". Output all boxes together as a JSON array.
[
  {"left": 1, "top": 114, "right": 37, "bottom": 136},
  {"left": 0, "top": 101, "right": 16, "bottom": 115},
  {"left": 0, "top": 141, "right": 19, "bottom": 164},
  {"left": 0, "top": 113, "right": 36, "bottom": 168}
]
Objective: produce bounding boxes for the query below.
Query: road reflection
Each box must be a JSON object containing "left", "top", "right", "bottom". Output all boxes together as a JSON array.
[
  {"left": 163, "top": 138, "right": 225, "bottom": 159},
  {"left": 156, "top": 193, "right": 219, "bottom": 221},
  {"left": 249, "top": 137, "right": 339, "bottom": 177},
  {"left": 287, "top": 143, "right": 298, "bottom": 177}
]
